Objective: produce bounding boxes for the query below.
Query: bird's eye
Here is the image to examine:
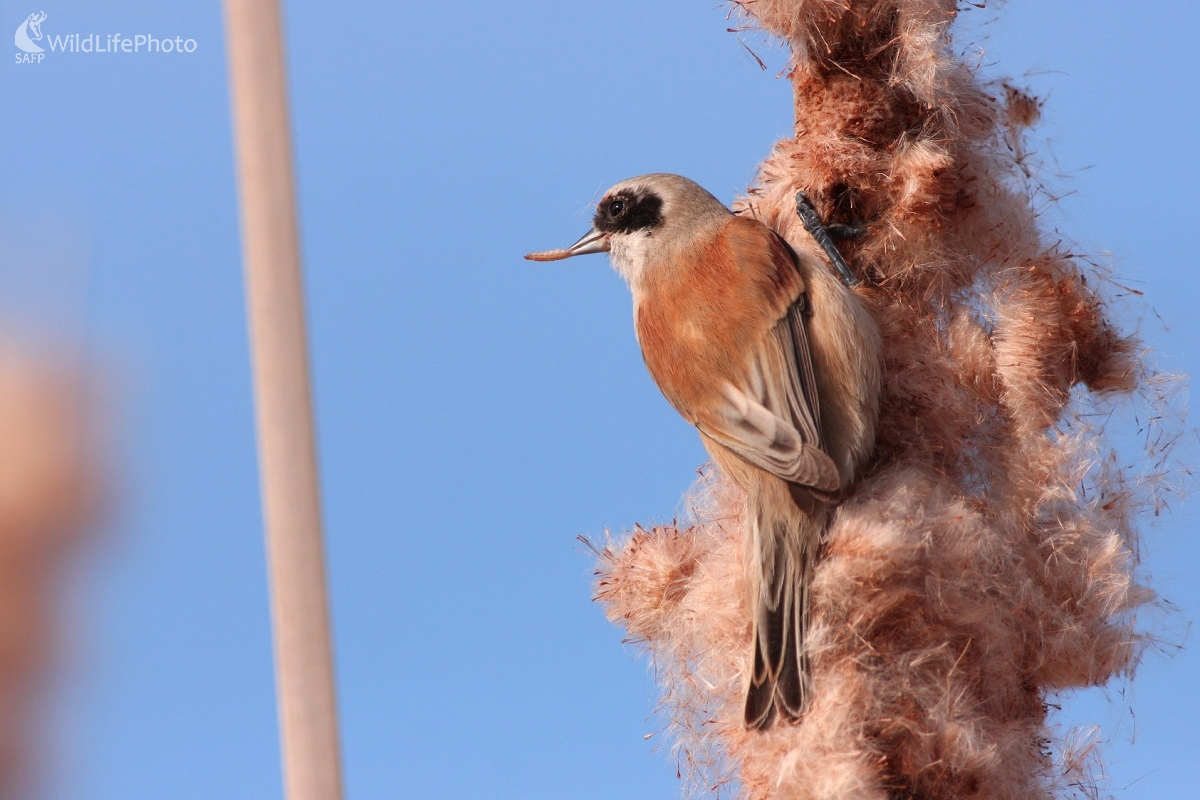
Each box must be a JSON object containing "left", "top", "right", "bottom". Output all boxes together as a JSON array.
[{"left": 607, "top": 199, "right": 626, "bottom": 217}]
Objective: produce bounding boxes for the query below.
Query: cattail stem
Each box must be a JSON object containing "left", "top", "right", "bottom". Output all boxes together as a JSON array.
[{"left": 222, "top": 2, "right": 343, "bottom": 799}]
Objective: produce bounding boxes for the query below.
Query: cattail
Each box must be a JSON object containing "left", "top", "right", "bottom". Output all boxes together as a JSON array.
[
  {"left": 593, "top": 2, "right": 1168, "bottom": 798},
  {"left": 0, "top": 344, "right": 94, "bottom": 797}
]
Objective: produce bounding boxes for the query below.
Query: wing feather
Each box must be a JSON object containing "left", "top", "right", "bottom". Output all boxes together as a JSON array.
[{"left": 696, "top": 239, "right": 838, "bottom": 493}]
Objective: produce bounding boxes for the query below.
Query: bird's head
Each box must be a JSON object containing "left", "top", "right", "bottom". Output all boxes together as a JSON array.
[{"left": 525, "top": 173, "right": 731, "bottom": 287}]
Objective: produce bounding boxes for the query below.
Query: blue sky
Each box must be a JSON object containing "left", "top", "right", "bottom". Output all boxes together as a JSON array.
[{"left": 1, "top": 1, "right": 1197, "bottom": 798}]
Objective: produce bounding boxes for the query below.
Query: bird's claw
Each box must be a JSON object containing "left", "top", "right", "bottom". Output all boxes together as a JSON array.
[{"left": 794, "top": 192, "right": 862, "bottom": 289}]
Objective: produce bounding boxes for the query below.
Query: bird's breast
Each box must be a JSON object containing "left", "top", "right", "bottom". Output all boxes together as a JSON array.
[{"left": 632, "top": 224, "right": 794, "bottom": 421}]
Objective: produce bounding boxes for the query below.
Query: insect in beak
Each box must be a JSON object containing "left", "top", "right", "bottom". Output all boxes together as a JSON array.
[{"left": 524, "top": 227, "right": 609, "bottom": 262}]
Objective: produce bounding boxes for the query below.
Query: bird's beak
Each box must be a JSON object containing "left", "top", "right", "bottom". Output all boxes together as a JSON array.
[{"left": 524, "top": 227, "right": 609, "bottom": 262}]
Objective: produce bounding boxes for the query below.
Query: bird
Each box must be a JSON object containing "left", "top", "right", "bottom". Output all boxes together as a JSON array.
[{"left": 526, "top": 174, "right": 881, "bottom": 729}]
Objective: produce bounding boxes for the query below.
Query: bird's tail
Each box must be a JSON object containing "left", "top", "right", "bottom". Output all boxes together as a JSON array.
[{"left": 744, "top": 497, "right": 822, "bottom": 730}]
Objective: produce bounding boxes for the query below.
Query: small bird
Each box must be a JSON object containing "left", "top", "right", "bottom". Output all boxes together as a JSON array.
[{"left": 527, "top": 174, "right": 881, "bottom": 729}]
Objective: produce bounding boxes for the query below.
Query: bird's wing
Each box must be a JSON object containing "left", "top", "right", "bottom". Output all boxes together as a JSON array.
[{"left": 698, "top": 284, "right": 840, "bottom": 493}]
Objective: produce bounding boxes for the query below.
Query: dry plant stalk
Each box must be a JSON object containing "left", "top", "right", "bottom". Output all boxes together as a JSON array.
[
  {"left": 592, "top": 2, "right": 1167, "bottom": 798},
  {"left": 0, "top": 345, "right": 93, "bottom": 798}
]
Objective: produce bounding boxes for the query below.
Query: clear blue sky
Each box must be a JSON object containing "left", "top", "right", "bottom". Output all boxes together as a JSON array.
[{"left": 1, "top": 1, "right": 1196, "bottom": 797}]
